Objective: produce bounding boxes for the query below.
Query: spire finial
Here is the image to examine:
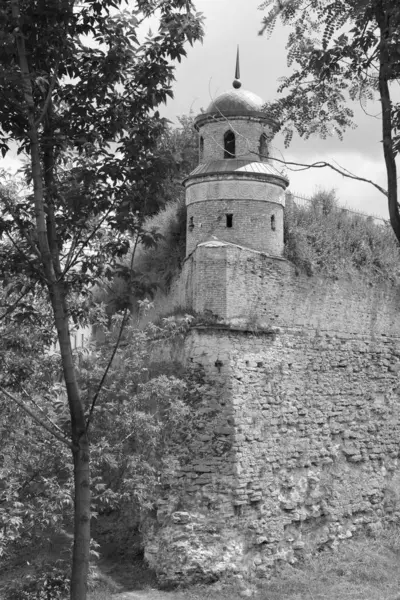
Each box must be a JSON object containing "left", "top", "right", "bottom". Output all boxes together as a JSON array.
[{"left": 233, "top": 45, "right": 241, "bottom": 89}]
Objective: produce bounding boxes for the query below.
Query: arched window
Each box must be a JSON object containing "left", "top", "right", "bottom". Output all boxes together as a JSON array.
[
  {"left": 199, "top": 136, "right": 204, "bottom": 160},
  {"left": 259, "top": 133, "right": 268, "bottom": 160},
  {"left": 224, "top": 130, "right": 235, "bottom": 158}
]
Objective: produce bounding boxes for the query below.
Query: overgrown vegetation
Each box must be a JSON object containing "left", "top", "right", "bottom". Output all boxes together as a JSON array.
[
  {"left": 93, "top": 199, "right": 187, "bottom": 315},
  {"left": 284, "top": 190, "right": 400, "bottom": 280},
  {"left": 93, "top": 113, "right": 197, "bottom": 314},
  {"left": 0, "top": 310, "right": 207, "bottom": 600}
]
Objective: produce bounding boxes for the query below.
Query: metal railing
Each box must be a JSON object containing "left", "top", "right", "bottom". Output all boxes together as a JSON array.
[{"left": 286, "top": 191, "right": 388, "bottom": 225}]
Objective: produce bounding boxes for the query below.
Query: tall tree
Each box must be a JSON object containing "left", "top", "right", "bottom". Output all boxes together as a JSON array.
[
  {"left": 259, "top": 0, "right": 400, "bottom": 241},
  {"left": 0, "top": 2, "right": 203, "bottom": 598}
]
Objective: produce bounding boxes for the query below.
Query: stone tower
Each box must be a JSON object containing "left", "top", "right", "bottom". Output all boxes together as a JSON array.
[{"left": 184, "top": 51, "right": 289, "bottom": 258}]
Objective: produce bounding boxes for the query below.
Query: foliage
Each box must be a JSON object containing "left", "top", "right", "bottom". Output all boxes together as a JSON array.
[
  {"left": 134, "top": 197, "right": 187, "bottom": 290},
  {"left": 6, "top": 564, "right": 70, "bottom": 600},
  {"left": 259, "top": 0, "right": 400, "bottom": 243},
  {"left": 0, "top": 305, "right": 207, "bottom": 577},
  {"left": 92, "top": 113, "right": 198, "bottom": 313},
  {"left": 284, "top": 189, "right": 400, "bottom": 279},
  {"left": 81, "top": 311, "right": 202, "bottom": 515},
  {"left": 0, "top": 1, "right": 203, "bottom": 594},
  {"left": 93, "top": 198, "right": 187, "bottom": 313},
  {"left": 259, "top": 0, "right": 399, "bottom": 146}
]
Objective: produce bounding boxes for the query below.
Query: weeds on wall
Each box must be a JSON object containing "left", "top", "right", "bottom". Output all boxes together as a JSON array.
[
  {"left": 93, "top": 199, "right": 187, "bottom": 315},
  {"left": 134, "top": 198, "right": 187, "bottom": 291},
  {"left": 284, "top": 190, "right": 400, "bottom": 281}
]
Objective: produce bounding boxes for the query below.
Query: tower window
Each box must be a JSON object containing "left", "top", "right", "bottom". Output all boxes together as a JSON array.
[
  {"left": 189, "top": 216, "right": 194, "bottom": 231},
  {"left": 224, "top": 130, "right": 235, "bottom": 158},
  {"left": 226, "top": 214, "right": 233, "bottom": 228},
  {"left": 271, "top": 215, "right": 276, "bottom": 231},
  {"left": 199, "top": 136, "right": 204, "bottom": 160},
  {"left": 259, "top": 133, "right": 268, "bottom": 160}
]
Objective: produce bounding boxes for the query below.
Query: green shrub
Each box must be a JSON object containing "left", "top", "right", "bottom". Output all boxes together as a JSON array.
[
  {"left": 92, "top": 198, "right": 187, "bottom": 314},
  {"left": 284, "top": 190, "right": 400, "bottom": 280},
  {"left": 6, "top": 564, "right": 70, "bottom": 600}
]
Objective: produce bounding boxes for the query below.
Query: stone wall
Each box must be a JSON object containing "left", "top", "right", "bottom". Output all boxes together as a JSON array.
[
  {"left": 142, "top": 249, "right": 400, "bottom": 585},
  {"left": 170, "top": 244, "right": 400, "bottom": 337},
  {"left": 144, "top": 325, "right": 400, "bottom": 584}
]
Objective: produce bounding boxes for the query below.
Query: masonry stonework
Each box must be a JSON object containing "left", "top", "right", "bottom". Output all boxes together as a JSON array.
[
  {"left": 198, "top": 118, "right": 274, "bottom": 163},
  {"left": 144, "top": 307, "right": 400, "bottom": 585},
  {"left": 186, "top": 200, "right": 284, "bottom": 256}
]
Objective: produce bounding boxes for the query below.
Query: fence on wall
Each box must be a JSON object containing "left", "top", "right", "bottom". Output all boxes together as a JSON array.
[{"left": 287, "top": 191, "right": 388, "bottom": 225}]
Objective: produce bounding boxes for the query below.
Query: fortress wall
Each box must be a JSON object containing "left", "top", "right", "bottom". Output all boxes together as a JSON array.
[
  {"left": 145, "top": 243, "right": 400, "bottom": 337},
  {"left": 224, "top": 248, "right": 400, "bottom": 336},
  {"left": 183, "top": 244, "right": 400, "bottom": 337},
  {"left": 143, "top": 250, "right": 400, "bottom": 584},
  {"left": 145, "top": 326, "right": 400, "bottom": 584}
]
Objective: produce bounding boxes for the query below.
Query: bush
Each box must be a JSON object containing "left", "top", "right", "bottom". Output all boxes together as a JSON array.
[
  {"left": 6, "top": 564, "right": 70, "bottom": 600},
  {"left": 284, "top": 190, "right": 400, "bottom": 281},
  {"left": 92, "top": 198, "right": 187, "bottom": 315}
]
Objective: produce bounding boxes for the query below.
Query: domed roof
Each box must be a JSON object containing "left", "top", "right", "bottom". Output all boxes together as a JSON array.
[
  {"left": 184, "top": 159, "right": 289, "bottom": 189},
  {"left": 206, "top": 89, "right": 264, "bottom": 116},
  {"left": 194, "top": 84, "right": 277, "bottom": 130}
]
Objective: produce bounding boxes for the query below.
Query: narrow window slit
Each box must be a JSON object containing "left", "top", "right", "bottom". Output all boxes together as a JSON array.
[
  {"left": 224, "top": 130, "right": 236, "bottom": 158},
  {"left": 271, "top": 215, "right": 276, "bottom": 231},
  {"left": 226, "top": 214, "right": 233, "bottom": 228}
]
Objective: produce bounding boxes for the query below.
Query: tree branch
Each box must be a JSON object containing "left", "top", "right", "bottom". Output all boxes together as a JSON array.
[
  {"left": 0, "top": 386, "right": 72, "bottom": 448},
  {"left": 21, "top": 386, "right": 69, "bottom": 442},
  {"left": 254, "top": 151, "right": 389, "bottom": 197},
  {"left": 85, "top": 233, "right": 140, "bottom": 431},
  {"left": 0, "top": 282, "right": 35, "bottom": 321},
  {"left": 34, "top": 59, "right": 60, "bottom": 128}
]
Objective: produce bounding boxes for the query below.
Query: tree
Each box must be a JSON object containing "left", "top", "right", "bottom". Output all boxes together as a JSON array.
[
  {"left": 0, "top": 2, "right": 203, "bottom": 598},
  {"left": 92, "top": 112, "right": 199, "bottom": 314},
  {"left": 259, "top": 0, "right": 400, "bottom": 242}
]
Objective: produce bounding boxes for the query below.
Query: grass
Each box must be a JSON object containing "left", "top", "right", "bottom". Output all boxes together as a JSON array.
[
  {"left": 284, "top": 190, "right": 400, "bottom": 281},
  {"left": 2, "top": 526, "right": 400, "bottom": 599},
  {"left": 86, "top": 529, "right": 400, "bottom": 600}
]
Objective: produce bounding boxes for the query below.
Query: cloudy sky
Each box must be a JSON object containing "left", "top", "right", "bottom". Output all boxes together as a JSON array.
[
  {"left": 1, "top": 0, "right": 396, "bottom": 219},
  {"left": 159, "top": 0, "right": 397, "bottom": 219}
]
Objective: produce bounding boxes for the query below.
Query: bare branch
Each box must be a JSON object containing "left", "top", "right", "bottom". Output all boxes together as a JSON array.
[
  {"left": 0, "top": 386, "right": 72, "bottom": 448},
  {"left": 253, "top": 151, "right": 389, "bottom": 197},
  {"left": 62, "top": 203, "right": 116, "bottom": 279},
  {"left": 85, "top": 233, "right": 140, "bottom": 431}
]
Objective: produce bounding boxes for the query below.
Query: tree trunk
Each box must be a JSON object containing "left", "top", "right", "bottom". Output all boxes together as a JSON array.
[
  {"left": 11, "top": 2, "right": 91, "bottom": 597},
  {"left": 376, "top": 1, "right": 400, "bottom": 243},
  {"left": 71, "top": 433, "right": 91, "bottom": 600}
]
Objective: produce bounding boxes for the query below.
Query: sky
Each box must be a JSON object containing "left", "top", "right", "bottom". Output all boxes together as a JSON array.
[
  {"left": 157, "top": 0, "right": 396, "bottom": 219},
  {"left": 1, "top": 0, "right": 396, "bottom": 219}
]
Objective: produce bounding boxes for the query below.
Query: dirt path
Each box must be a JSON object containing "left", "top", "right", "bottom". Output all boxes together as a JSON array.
[{"left": 112, "top": 593, "right": 177, "bottom": 600}]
